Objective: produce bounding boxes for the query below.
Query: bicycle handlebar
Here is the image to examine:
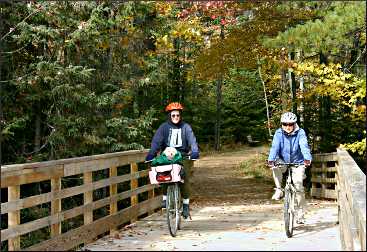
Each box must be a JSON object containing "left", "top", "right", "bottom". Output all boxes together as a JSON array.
[
  {"left": 270, "top": 162, "right": 303, "bottom": 170},
  {"left": 276, "top": 162, "right": 304, "bottom": 165}
]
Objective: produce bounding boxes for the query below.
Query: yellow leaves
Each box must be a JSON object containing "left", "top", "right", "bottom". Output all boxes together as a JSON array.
[
  {"left": 120, "top": 37, "right": 129, "bottom": 47},
  {"left": 294, "top": 60, "right": 366, "bottom": 110},
  {"left": 170, "top": 21, "right": 203, "bottom": 42},
  {"left": 155, "top": 2, "right": 173, "bottom": 17},
  {"left": 98, "top": 41, "right": 109, "bottom": 50},
  {"left": 155, "top": 20, "right": 204, "bottom": 53},
  {"left": 155, "top": 35, "right": 174, "bottom": 53}
]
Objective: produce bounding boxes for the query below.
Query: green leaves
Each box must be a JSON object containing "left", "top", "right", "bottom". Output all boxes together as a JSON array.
[{"left": 263, "top": 2, "right": 366, "bottom": 53}]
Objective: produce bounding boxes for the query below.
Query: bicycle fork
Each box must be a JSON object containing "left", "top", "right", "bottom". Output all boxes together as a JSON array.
[{"left": 285, "top": 170, "right": 297, "bottom": 215}]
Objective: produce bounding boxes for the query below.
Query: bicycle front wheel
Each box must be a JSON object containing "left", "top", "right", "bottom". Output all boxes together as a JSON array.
[
  {"left": 284, "top": 189, "right": 295, "bottom": 238},
  {"left": 166, "top": 183, "right": 181, "bottom": 237}
]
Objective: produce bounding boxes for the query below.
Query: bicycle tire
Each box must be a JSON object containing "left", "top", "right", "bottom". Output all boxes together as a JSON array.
[
  {"left": 167, "top": 183, "right": 180, "bottom": 237},
  {"left": 177, "top": 186, "right": 182, "bottom": 230},
  {"left": 284, "top": 189, "right": 295, "bottom": 238}
]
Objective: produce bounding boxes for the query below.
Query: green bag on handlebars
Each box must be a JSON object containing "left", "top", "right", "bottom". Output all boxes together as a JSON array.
[{"left": 151, "top": 151, "right": 183, "bottom": 166}]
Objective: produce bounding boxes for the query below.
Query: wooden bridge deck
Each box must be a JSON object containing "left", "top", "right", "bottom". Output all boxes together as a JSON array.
[
  {"left": 82, "top": 201, "right": 340, "bottom": 251},
  {"left": 82, "top": 147, "right": 341, "bottom": 251}
]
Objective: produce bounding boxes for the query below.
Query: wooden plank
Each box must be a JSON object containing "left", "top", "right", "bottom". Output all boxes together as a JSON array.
[
  {"left": 1, "top": 165, "right": 64, "bottom": 188},
  {"left": 51, "top": 177, "right": 61, "bottom": 237},
  {"left": 312, "top": 152, "right": 338, "bottom": 162},
  {"left": 310, "top": 167, "right": 337, "bottom": 173},
  {"left": 339, "top": 190, "right": 354, "bottom": 250},
  {"left": 1, "top": 170, "right": 149, "bottom": 214},
  {"left": 1, "top": 150, "right": 148, "bottom": 182},
  {"left": 130, "top": 163, "right": 138, "bottom": 222},
  {"left": 310, "top": 177, "right": 337, "bottom": 183},
  {"left": 83, "top": 171, "right": 93, "bottom": 244},
  {"left": 109, "top": 166, "right": 117, "bottom": 234},
  {"left": 1, "top": 150, "right": 149, "bottom": 174},
  {"left": 24, "top": 197, "right": 161, "bottom": 251},
  {"left": 8, "top": 185, "right": 20, "bottom": 251},
  {"left": 1, "top": 184, "right": 156, "bottom": 241},
  {"left": 63, "top": 152, "right": 147, "bottom": 177},
  {"left": 310, "top": 188, "right": 337, "bottom": 199}
]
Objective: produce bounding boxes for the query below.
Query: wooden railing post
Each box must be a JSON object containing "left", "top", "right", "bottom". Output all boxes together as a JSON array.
[
  {"left": 109, "top": 166, "right": 117, "bottom": 234},
  {"left": 147, "top": 187, "right": 155, "bottom": 215},
  {"left": 8, "top": 185, "right": 20, "bottom": 251},
  {"left": 130, "top": 163, "right": 138, "bottom": 222},
  {"left": 83, "top": 171, "right": 93, "bottom": 243},
  {"left": 51, "top": 177, "right": 61, "bottom": 237}
]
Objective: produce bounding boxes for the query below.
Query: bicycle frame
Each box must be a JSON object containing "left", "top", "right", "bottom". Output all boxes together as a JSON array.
[
  {"left": 272, "top": 162, "right": 302, "bottom": 238},
  {"left": 147, "top": 156, "right": 193, "bottom": 237}
]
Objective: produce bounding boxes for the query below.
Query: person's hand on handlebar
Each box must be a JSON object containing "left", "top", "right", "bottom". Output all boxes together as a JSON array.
[
  {"left": 267, "top": 160, "right": 275, "bottom": 168},
  {"left": 144, "top": 153, "right": 155, "bottom": 163},
  {"left": 304, "top": 160, "right": 311, "bottom": 167}
]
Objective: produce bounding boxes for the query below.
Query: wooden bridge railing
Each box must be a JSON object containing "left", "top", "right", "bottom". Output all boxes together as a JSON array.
[
  {"left": 1, "top": 149, "right": 161, "bottom": 251},
  {"left": 1, "top": 148, "right": 365, "bottom": 251},
  {"left": 311, "top": 152, "right": 338, "bottom": 199},
  {"left": 312, "top": 149, "right": 366, "bottom": 251},
  {"left": 336, "top": 148, "right": 366, "bottom": 251}
]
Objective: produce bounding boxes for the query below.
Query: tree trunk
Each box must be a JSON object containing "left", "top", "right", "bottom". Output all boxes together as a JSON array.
[
  {"left": 34, "top": 109, "right": 41, "bottom": 152},
  {"left": 257, "top": 60, "right": 272, "bottom": 138},
  {"left": 214, "top": 24, "right": 225, "bottom": 151},
  {"left": 280, "top": 69, "right": 287, "bottom": 111},
  {"left": 297, "top": 49, "right": 305, "bottom": 126},
  {"left": 214, "top": 78, "right": 222, "bottom": 151},
  {"left": 288, "top": 51, "right": 297, "bottom": 114},
  {"left": 318, "top": 51, "right": 332, "bottom": 153}
]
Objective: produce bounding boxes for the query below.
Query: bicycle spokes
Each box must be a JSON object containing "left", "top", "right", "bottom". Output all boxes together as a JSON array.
[{"left": 166, "top": 183, "right": 181, "bottom": 237}]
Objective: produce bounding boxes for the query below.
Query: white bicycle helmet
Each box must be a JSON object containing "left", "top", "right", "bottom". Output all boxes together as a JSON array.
[{"left": 280, "top": 112, "right": 297, "bottom": 123}]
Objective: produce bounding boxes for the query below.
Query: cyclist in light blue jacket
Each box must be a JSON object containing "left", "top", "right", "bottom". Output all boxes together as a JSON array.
[{"left": 267, "top": 112, "right": 312, "bottom": 224}]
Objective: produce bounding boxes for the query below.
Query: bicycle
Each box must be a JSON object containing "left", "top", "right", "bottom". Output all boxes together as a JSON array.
[
  {"left": 148, "top": 161, "right": 186, "bottom": 237},
  {"left": 166, "top": 178, "right": 183, "bottom": 237},
  {"left": 271, "top": 162, "right": 303, "bottom": 238}
]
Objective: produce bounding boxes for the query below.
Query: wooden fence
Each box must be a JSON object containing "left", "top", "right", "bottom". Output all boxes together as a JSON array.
[
  {"left": 336, "top": 148, "right": 366, "bottom": 251},
  {"left": 1, "top": 149, "right": 161, "bottom": 251},
  {"left": 311, "top": 149, "right": 365, "bottom": 250},
  {"left": 311, "top": 152, "right": 338, "bottom": 199}
]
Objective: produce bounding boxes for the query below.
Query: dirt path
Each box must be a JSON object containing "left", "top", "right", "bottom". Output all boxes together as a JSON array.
[
  {"left": 191, "top": 145, "right": 274, "bottom": 207},
  {"left": 82, "top": 146, "right": 341, "bottom": 251}
]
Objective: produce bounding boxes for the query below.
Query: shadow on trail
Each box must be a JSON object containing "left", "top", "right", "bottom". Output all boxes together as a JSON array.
[{"left": 293, "top": 221, "right": 339, "bottom": 238}]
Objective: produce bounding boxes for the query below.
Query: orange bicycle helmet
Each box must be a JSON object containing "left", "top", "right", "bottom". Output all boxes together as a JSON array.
[{"left": 165, "top": 102, "right": 184, "bottom": 112}]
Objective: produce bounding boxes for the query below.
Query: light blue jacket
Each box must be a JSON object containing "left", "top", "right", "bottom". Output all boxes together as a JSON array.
[{"left": 268, "top": 124, "right": 312, "bottom": 163}]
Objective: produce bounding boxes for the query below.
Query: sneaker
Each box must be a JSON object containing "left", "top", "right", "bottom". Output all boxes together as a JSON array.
[
  {"left": 182, "top": 203, "right": 190, "bottom": 219},
  {"left": 296, "top": 216, "right": 305, "bottom": 224},
  {"left": 296, "top": 210, "right": 305, "bottom": 224},
  {"left": 271, "top": 188, "right": 284, "bottom": 200},
  {"left": 161, "top": 200, "right": 166, "bottom": 209}
]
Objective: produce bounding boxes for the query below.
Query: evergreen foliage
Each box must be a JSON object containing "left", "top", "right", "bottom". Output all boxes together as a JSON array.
[{"left": 1, "top": 1, "right": 365, "bottom": 166}]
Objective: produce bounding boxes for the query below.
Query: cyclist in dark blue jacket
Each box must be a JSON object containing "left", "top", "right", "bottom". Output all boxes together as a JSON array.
[{"left": 146, "top": 102, "right": 199, "bottom": 219}]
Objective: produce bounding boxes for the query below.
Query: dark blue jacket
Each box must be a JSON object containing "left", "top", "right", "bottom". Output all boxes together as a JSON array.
[{"left": 147, "top": 120, "right": 199, "bottom": 158}]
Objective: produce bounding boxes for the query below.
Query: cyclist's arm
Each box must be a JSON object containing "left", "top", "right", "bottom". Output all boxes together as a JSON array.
[
  {"left": 268, "top": 129, "right": 281, "bottom": 162},
  {"left": 298, "top": 129, "right": 312, "bottom": 162},
  {"left": 146, "top": 124, "right": 165, "bottom": 161},
  {"left": 185, "top": 124, "right": 199, "bottom": 160}
]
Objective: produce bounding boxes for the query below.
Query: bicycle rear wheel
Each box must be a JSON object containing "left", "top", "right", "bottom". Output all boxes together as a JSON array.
[
  {"left": 284, "top": 189, "right": 295, "bottom": 237},
  {"left": 166, "top": 183, "right": 181, "bottom": 237}
]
